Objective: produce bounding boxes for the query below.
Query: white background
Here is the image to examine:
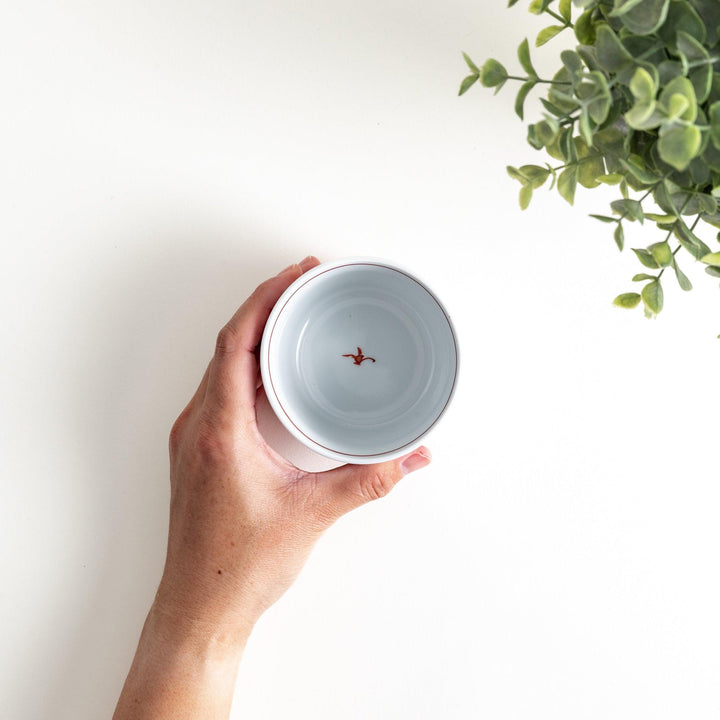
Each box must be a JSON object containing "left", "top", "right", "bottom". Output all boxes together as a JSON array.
[{"left": 2, "top": 1, "right": 720, "bottom": 718}]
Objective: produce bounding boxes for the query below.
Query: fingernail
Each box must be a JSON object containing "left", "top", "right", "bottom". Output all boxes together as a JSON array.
[
  {"left": 400, "top": 447, "right": 432, "bottom": 476},
  {"left": 277, "top": 263, "right": 299, "bottom": 276},
  {"left": 299, "top": 255, "right": 317, "bottom": 269}
]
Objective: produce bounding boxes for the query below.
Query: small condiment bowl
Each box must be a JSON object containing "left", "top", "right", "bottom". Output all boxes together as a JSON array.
[{"left": 260, "top": 258, "right": 459, "bottom": 464}]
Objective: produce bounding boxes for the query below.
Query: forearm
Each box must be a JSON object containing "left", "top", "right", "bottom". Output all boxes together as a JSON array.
[{"left": 113, "top": 595, "right": 253, "bottom": 720}]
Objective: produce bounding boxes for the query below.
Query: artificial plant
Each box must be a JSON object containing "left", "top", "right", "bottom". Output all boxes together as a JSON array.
[{"left": 460, "top": 0, "right": 720, "bottom": 322}]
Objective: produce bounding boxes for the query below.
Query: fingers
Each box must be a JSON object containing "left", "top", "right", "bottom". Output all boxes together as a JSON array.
[
  {"left": 206, "top": 256, "right": 321, "bottom": 417},
  {"left": 310, "top": 447, "right": 432, "bottom": 525}
]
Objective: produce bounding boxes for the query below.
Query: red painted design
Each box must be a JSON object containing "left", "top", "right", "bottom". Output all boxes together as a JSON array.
[{"left": 342, "top": 347, "right": 376, "bottom": 365}]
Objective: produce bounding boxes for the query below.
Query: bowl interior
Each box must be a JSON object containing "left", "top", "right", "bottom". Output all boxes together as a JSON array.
[{"left": 265, "top": 262, "right": 458, "bottom": 458}]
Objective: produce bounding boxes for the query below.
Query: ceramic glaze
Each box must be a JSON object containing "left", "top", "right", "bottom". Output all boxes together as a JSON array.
[{"left": 260, "top": 259, "right": 459, "bottom": 463}]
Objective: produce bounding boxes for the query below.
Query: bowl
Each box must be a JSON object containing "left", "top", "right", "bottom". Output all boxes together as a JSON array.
[{"left": 260, "top": 258, "right": 459, "bottom": 464}]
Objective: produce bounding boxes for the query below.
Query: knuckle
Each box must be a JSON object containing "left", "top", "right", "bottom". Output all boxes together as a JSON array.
[
  {"left": 168, "top": 406, "right": 191, "bottom": 454},
  {"left": 360, "top": 470, "right": 396, "bottom": 503},
  {"left": 168, "top": 417, "right": 184, "bottom": 453},
  {"left": 214, "top": 325, "right": 237, "bottom": 357},
  {"left": 255, "top": 278, "right": 274, "bottom": 292}
]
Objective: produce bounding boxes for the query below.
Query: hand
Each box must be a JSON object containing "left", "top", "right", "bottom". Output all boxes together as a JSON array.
[
  {"left": 157, "top": 255, "right": 431, "bottom": 633},
  {"left": 114, "top": 256, "right": 431, "bottom": 720}
]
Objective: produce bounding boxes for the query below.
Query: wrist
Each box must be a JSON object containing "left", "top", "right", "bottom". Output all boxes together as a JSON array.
[{"left": 150, "top": 580, "right": 255, "bottom": 660}]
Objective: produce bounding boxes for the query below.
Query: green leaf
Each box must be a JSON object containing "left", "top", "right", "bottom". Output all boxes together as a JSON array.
[
  {"left": 462, "top": 52, "right": 480, "bottom": 75},
  {"left": 658, "top": 125, "right": 702, "bottom": 171},
  {"left": 658, "top": 3, "right": 706, "bottom": 48},
  {"left": 559, "top": 0, "right": 572, "bottom": 23},
  {"left": 654, "top": 182, "right": 677, "bottom": 215},
  {"left": 610, "top": 0, "right": 647, "bottom": 17},
  {"left": 519, "top": 184, "right": 533, "bottom": 210},
  {"left": 459, "top": 74, "right": 479, "bottom": 96},
  {"left": 689, "top": 165, "right": 709, "bottom": 195},
  {"left": 540, "top": 98, "right": 566, "bottom": 117},
  {"left": 514, "top": 80, "right": 536, "bottom": 120},
  {"left": 665, "top": 94, "right": 690, "bottom": 123},
  {"left": 575, "top": 136, "right": 605, "bottom": 188},
  {"left": 658, "top": 60, "right": 683, "bottom": 86},
  {"left": 706, "top": 266, "right": 720, "bottom": 278},
  {"left": 709, "top": 101, "right": 720, "bottom": 150},
  {"left": 585, "top": 71, "right": 612, "bottom": 124},
  {"left": 545, "top": 135, "right": 564, "bottom": 162},
  {"left": 561, "top": 127, "right": 577, "bottom": 163},
  {"left": 579, "top": 109, "right": 593, "bottom": 147},
  {"left": 528, "top": 0, "right": 550, "bottom": 13},
  {"left": 589, "top": 214, "right": 617, "bottom": 223},
  {"left": 574, "top": 10, "right": 596, "bottom": 45},
  {"left": 561, "top": 50, "right": 584, "bottom": 82},
  {"left": 632, "top": 248, "right": 660, "bottom": 268},
  {"left": 595, "top": 24, "right": 633, "bottom": 74},
  {"left": 610, "top": 0, "right": 670, "bottom": 35},
  {"left": 480, "top": 59, "right": 508, "bottom": 88},
  {"left": 558, "top": 166, "right": 578, "bottom": 205},
  {"left": 641, "top": 279, "right": 664, "bottom": 316},
  {"left": 632, "top": 273, "right": 656, "bottom": 281},
  {"left": 629, "top": 67, "right": 656, "bottom": 103},
  {"left": 676, "top": 30, "right": 709, "bottom": 63},
  {"left": 536, "top": 25, "right": 564, "bottom": 47},
  {"left": 614, "top": 223, "right": 625, "bottom": 250},
  {"left": 674, "top": 220, "right": 712, "bottom": 260},
  {"left": 659, "top": 76, "right": 697, "bottom": 123},
  {"left": 611, "top": 198, "right": 644, "bottom": 223},
  {"left": 535, "top": 117, "right": 559, "bottom": 146},
  {"left": 506, "top": 166, "right": 527, "bottom": 184},
  {"left": 549, "top": 67, "right": 578, "bottom": 112},
  {"left": 518, "top": 164, "right": 550, "bottom": 188},
  {"left": 701, "top": 251, "right": 720, "bottom": 265},
  {"left": 672, "top": 258, "right": 693, "bottom": 291},
  {"left": 517, "top": 39, "right": 537, "bottom": 77},
  {"left": 698, "top": 193, "right": 718, "bottom": 215},
  {"left": 691, "top": 0, "right": 720, "bottom": 47},
  {"left": 625, "top": 99, "right": 662, "bottom": 130},
  {"left": 613, "top": 292, "right": 642, "bottom": 309},
  {"left": 527, "top": 123, "right": 543, "bottom": 150},
  {"left": 648, "top": 240, "right": 672, "bottom": 267},
  {"left": 618, "top": 157, "right": 659, "bottom": 185},
  {"left": 597, "top": 173, "right": 624, "bottom": 185},
  {"left": 644, "top": 213, "right": 677, "bottom": 223}
]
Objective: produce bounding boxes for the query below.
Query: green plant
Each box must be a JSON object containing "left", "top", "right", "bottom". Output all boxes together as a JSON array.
[{"left": 461, "top": 0, "right": 720, "bottom": 322}]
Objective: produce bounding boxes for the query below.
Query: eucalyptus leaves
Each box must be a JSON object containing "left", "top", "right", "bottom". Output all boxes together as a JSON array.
[{"left": 461, "top": 0, "right": 720, "bottom": 322}]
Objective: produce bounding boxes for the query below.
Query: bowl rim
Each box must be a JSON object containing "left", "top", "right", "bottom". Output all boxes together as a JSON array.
[{"left": 259, "top": 257, "right": 460, "bottom": 464}]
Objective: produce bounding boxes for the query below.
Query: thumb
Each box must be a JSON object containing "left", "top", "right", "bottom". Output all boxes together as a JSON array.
[{"left": 311, "top": 446, "right": 432, "bottom": 524}]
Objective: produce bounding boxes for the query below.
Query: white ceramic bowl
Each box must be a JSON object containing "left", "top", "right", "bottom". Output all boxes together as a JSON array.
[{"left": 260, "top": 258, "right": 459, "bottom": 464}]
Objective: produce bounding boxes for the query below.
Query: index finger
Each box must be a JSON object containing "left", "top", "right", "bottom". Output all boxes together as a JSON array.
[{"left": 206, "top": 256, "right": 320, "bottom": 416}]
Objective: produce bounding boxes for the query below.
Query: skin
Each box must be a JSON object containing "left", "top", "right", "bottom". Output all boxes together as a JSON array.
[{"left": 113, "top": 255, "right": 432, "bottom": 719}]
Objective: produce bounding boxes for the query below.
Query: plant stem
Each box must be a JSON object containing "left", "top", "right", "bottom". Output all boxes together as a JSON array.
[
  {"left": 614, "top": 183, "right": 663, "bottom": 225},
  {"left": 551, "top": 153, "right": 604, "bottom": 171},
  {"left": 658, "top": 198, "right": 694, "bottom": 279},
  {"left": 506, "top": 75, "right": 571, "bottom": 85},
  {"left": 543, "top": 8, "right": 573, "bottom": 27}
]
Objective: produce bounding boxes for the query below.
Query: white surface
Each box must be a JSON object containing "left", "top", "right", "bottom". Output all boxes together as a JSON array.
[
  {"left": 260, "top": 258, "right": 458, "bottom": 463},
  {"left": 2, "top": 2, "right": 720, "bottom": 719}
]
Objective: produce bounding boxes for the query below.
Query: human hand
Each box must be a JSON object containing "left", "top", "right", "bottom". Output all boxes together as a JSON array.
[
  {"left": 155, "top": 255, "right": 432, "bottom": 639},
  {"left": 113, "top": 256, "right": 432, "bottom": 719}
]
